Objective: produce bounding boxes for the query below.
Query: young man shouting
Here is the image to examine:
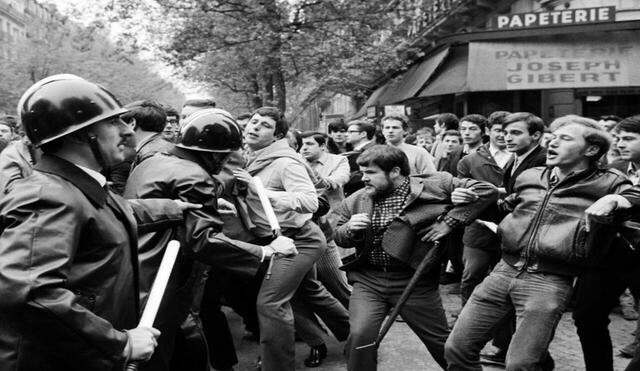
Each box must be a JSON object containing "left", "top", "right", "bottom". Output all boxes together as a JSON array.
[{"left": 446, "top": 115, "right": 633, "bottom": 371}]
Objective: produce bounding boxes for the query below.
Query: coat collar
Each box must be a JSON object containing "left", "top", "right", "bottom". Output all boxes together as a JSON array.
[
  {"left": 34, "top": 154, "right": 107, "bottom": 207},
  {"left": 406, "top": 176, "right": 425, "bottom": 205},
  {"left": 475, "top": 143, "right": 494, "bottom": 160},
  {"left": 169, "top": 146, "right": 211, "bottom": 172},
  {"left": 135, "top": 132, "right": 162, "bottom": 152}
]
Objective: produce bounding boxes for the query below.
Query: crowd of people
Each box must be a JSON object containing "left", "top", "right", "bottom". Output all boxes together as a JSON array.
[{"left": 0, "top": 74, "right": 639, "bottom": 371}]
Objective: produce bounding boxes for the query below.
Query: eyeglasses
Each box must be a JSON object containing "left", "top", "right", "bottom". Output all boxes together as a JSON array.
[{"left": 347, "top": 130, "right": 362, "bottom": 134}]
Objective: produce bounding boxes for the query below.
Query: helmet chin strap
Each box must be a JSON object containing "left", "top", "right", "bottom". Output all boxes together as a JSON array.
[{"left": 86, "top": 133, "right": 110, "bottom": 176}]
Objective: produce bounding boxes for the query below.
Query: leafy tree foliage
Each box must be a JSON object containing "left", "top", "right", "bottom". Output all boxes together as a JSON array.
[
  {"left": 0, "top": 14, "right": 185, "bottom": 115},
  {"left": 106, "top": 0, "right": 429, "bottom": 117}
]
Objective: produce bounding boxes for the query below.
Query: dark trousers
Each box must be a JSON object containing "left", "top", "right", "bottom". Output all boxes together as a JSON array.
[
  {"left": 140, "top": 262, "right": 209, "bottom": 371},
  {"left": 573, "top": 265, "right": 640, "bottom": 371},
  {"left": 257, "top": 220, "right": 327, "bottom": 371},
  {"left": 292, "top": 264, "right": 350, "bottom": 346},
  {"left": 346, "top": 268, "right": 449, "bottom": 371},
  {"left": 442, "top": 228, "right": 464, "bottom": 278},
  {"left": 293, "top": 240, "right": 351, "bottom": 347},
  {"left": 200, "top": 271, "right": 239, "bottom": 370},
  {"left": 460, "top": 246, "right": 500, "bottom": 305}
]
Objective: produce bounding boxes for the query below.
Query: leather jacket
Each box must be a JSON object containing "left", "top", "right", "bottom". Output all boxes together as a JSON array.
[
  {"left": 0, "top": 154, "right": 183, "bottom": 371},
  {"left": 499, "top": 166, "right": 632, "bottom": 276},
  {"left": 334, "top": 173, "right": 498, "bottom": 274},
  {"left": 123, "top": 148, "right": 263, "bottom": 371}
]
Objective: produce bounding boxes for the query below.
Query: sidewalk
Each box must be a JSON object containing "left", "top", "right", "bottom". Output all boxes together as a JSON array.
[{"left": 227, "top": 283, "right": 637, "bottom": 370}]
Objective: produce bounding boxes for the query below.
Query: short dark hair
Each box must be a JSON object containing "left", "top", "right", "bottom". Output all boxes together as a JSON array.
[
  {"left": 550, "top": 115, "right": 611, "bottom": 162},
  {"left": 460, "top": 114, "right": 488, "bottom": 132},
  {"left": 416, "top": 127, "right": 434, "bottom": 136},
  {"left": 121, "top": 100, "right": 167, "bottom": 132},
  {"left": 328, "top": 121, "right": 347, "bottom": 133},
  {"left": 615, "top": 115, "right": 640, "bottom": 135},
  {"left": 301, "top": 131, "right": 327, "bottom": 146},
  {"left": 183, "top": 98, "right": 216, "bottom": 109},
  {"left": 164, "top": 105, "right": 179, "bottom": 118},
  {"left": 404, "top": 133, "right": 417, "bottom": 145},
  {"left": 504, "top": 112, "right": 545, "bottom": 135},
  {"left": 251, "top": 106, "right": 288, "bottom": 139},
  {"left": 436, "top": 113, "right": 459, "bottom": 130},
  {"left": 442, "top": 130, "right": 462, "bottom": 142},
  {"left": 236, "top": 112, "right": 252, "bottom": 121},
  {"left": 357, "top": 144, "right": 410, "bottom": 176},
  {"left": 487, "top": 111, "right": 511, "bottom": 128},
  {"left": 381, "top": 115, "right": 409, "bottom": 130},
  {"left": 347, "top": 120, "right": 375, "bottom": 140}
]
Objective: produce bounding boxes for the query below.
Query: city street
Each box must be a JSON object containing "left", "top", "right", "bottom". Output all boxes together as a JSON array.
[
  {"left": 2, "top": 1, "right": 640, "bottom": 371},
  {"left": 229, "top": 283, "right": 637, "bottom": 371}
]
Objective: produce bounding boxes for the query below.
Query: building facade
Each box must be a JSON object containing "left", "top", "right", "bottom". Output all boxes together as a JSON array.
[
  {"left": 358, "top": 0, "right": 640, "bottom": 127},
  {"left": 0, "top": 0, "right": 57, "bottom": 59}
]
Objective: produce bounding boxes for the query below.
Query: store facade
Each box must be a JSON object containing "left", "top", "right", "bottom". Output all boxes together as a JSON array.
[{"left": 359, "top": 0, "right": 640, "bottom": 128}]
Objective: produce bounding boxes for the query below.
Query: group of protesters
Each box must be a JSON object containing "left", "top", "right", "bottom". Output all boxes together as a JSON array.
[{"left": 0, "top": 73, "right": 639, "bottom": 371}]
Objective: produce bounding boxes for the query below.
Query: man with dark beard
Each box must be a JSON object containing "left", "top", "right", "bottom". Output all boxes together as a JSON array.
[{"left": 334, "top": 145, "right": 498, "bottom": 370}]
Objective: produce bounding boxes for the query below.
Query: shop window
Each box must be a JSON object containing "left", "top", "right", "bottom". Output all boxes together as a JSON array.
[{"left": 582, "top": 94, "right": 640, "bottom": 119}]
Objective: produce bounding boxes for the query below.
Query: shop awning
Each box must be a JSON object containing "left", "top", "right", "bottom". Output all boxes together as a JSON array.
[
  {"left": 352, "top": 83, "right": 391, "bottom": 119},
  {"left": 418, "top": 45, "right": 469, "bottom": 97},
  {"left": 375, "top": 47, "right": 449, "bottom": 104},
  {"left": 353, "top": 47, "right": 450, "bottom": 118}
]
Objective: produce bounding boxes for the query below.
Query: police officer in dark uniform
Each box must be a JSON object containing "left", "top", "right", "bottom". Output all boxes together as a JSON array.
[
  {"left": 0, "top": 74, "right": 191, "bottom": 371},
  {"left": 124, "top": 108, "right": 297, "bottom": 371}
]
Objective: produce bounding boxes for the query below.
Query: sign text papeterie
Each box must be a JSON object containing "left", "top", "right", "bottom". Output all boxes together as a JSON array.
[{"left": 493, "top": 7, "right": 614, "bottom": 30}]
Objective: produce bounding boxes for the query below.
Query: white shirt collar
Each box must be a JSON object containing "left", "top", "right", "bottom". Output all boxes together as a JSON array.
[
  {"left": 489, "top": 144, "right": 506, "bottom": 156},
  {"left": 489, "top": 144, "right": 511, "bottom": 168},
  {"left": 74, "top": 163, "right": 107, "bottom": 187},
  {"left": 516, "top": 145, "right": 539, "bottom": 162}
]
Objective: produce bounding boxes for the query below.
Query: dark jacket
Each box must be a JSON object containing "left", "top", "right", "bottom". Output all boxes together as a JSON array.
[
  {"left": 436, "top": 148, "right": 463, "bottom": 176},
  {"left": 457, "top": 144, "right": 504, "bottom": 187},
  {"left": 593, "top": 160, "right": 640, "bottom": 272},
  {"left": 0, "top": 154, "right": 183, "bottom": 371},
  {"left": 503, "top": 145, "right": 546, "bottom": 194},
  {"left": 334, "top": 173, "right": 498, "bottom": 275},
  {"left": 499, "top": 166, "right": 632, "bottom": 276},
  {"left": 457, "top": 143, "right": 505, "bottom": 250},
  {"left": 124, "top": 148, "right": 263, "bottom": 309},
  {"left": 124, "top": 148, "right": 263, "bottom": 371},
  {"left": 134, "top": 133, "right": 174, "bottom": 166}
]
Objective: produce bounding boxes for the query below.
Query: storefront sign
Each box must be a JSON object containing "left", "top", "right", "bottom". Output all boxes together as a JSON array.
[
  {"left": 493, "top": 7, "right": 614, "bottom": 30},
  {"left": 384, "top": 105, "right": 405, "bottom": 117},
  {"left": 468, "top": 35, "right": 640, "bottom": 91}
]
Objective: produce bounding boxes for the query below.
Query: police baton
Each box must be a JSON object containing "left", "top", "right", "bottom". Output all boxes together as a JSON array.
[
  {"left": 252, "top": 176, "right": 297, "bottom": 279},
  {"left": 355, "top": 240, "right": 445, "bottom": 350},
  {"left": 126, "top": 240, "right": 181, "bottom": 371}
]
